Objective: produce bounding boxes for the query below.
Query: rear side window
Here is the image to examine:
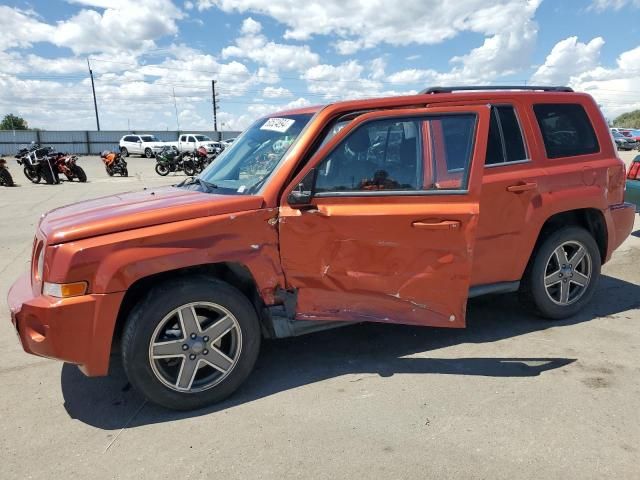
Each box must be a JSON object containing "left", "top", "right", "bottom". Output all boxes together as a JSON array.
[
  {"left": 124, "top": 136, "right": 136, "bottom": 142},
  {"left": 485, "top": 106, "right": 527, "bottom": 165},
  {"left": 533, "top": 104, "right": 599, "bottom": 158}
]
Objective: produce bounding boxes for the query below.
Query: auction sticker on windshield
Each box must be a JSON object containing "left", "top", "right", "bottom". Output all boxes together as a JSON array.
[{"left": 260, "top": 117, "right": 295, "bottom": 133}]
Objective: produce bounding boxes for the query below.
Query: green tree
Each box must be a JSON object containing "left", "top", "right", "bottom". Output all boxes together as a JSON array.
[
  {"left": 612, "top": 110, "right": 640, "bottom": 129},
  {"left": 0, "top": 113, "right": 29, "bottom": 130}
]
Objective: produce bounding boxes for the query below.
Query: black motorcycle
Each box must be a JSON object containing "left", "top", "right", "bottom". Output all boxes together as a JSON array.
[
  {"left": 0, "top": 158, "right": 15, "bottom": 186},
  {"left": 103, "top": 152, "right": 128, "bottom": 177},
  {"left": 154, "top": 146, "right": 196, "bottom": 176},
  {"left": 15, "top": 144, "right": 59, "bottom": 184}
]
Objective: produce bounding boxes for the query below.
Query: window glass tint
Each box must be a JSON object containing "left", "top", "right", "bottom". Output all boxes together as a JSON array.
[
  {"left": 533, "top": 104, "right": 599, "bottom": 158},
  {"left": 124, "top": 136, "right": 136, "bottom": 142},
  {"left": 315, "top": 118, "right": 421, "bottom": 192},
  {"left": 486, "top": 110, "right": 505, "bottom": 165},
  {"left": 497, "top": 106, "right": 526, "bottom": 161},
  {"left": 314, "top": 114, "right": 476, "bottom": 193},
  {"left": 426, "top": 115, "right": 476, "bottom": 190},
  {"left": 485, "top": 106, "right": 527, "bottom": 165}
]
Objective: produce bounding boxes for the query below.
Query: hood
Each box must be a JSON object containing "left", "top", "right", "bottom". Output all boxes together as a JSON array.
[{"left": 39, "top": 187, "right": 264, "bottom": 244}]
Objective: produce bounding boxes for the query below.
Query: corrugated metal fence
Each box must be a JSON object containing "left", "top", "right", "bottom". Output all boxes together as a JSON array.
[{"left": 0, "top": 130, "right": 241, "bottom": 156}]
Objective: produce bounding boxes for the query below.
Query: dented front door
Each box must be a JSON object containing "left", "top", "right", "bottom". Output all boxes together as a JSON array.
[{"left": 278, "top": 106, "right": 490, "bottom": 328}]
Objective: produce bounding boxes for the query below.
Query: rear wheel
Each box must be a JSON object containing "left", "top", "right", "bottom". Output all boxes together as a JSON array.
[
  {"left": 120, "top": 147, "right": 129, "bottom": 157},
  {"left": 0, "top": 168, "right": 14, "bottom": 186},
  {"left": 522, "top": 226, "right": 600, "bottom": 319},
  {"left": 155, "top": 163, "right": 170, "bottom": 176},
  {"left": 145, "top": 148, "right": 154, "bottom": 159},
  {"left": 122, "top": 167, "right": 128, "bottom": 177},
  {"left": 121, "top": 277, "right": 261, "bottom": 410}
]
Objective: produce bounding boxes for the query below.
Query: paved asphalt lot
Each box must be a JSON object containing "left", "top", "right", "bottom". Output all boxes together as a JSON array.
[{"left": 1, "top": 153, "right": 639, "bottom": 479}]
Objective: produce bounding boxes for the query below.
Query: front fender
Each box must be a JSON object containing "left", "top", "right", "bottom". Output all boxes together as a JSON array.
[{"left": 46, "top": 208, "right": 284, "bottom": 305}]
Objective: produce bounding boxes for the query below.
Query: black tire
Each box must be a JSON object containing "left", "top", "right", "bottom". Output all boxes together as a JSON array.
[
  {"left": 183, "top": 162, "right": 196, "bottom": 177},
  {"left": 521, "top": 226, "right": 601, "bottom": 319},
  {"left": 121, "top": 277, "right": 261, "bottom": 410},
  {"left": 145, "top": 148, "right": 154, "bottom": 159},
  {"left": 42, "top": 164, "right": 56, "bottom": 184},
  {"left": 155, "top": 163, "right": 170, "bottom": 176},
  {"left": 0, "top": 168, "right": 14, "bottom": 186},
  {"left": 72, "top": 165, "right": 87, "bottom": 182},
  {"left": 120, "top": 147, "right": 129, "bottom": 157},
  {"left": 106, "top": 165, "right": 114, "bottom": 176},
  {"left": 122, "top": 167, "right": 129, "bottom": 177},
  {"left": 24, "top": 166, "right": 40, "bottom": 183}
]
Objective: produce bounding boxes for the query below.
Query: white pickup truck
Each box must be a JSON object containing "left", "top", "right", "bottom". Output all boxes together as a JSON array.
[{"left": 158, "top": 134, "right": 223, "bottom": 155}]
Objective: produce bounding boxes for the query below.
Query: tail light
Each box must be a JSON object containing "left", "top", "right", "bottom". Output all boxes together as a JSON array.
[{"left": 628, "top": 161, "right": 640, "bottom": 180}]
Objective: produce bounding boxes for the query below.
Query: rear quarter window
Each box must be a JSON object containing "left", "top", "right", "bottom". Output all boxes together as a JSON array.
[{"left": 533, "top": 103, "right": 599, "bottom": 159}]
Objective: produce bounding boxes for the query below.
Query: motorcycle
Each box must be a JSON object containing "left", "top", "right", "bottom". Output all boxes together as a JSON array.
[
  {"left": 102, "top": 151, "right": 128, "bottom": 177},
  {"left": 0, "top": 158, "right": 15, "bottom": 186},
  {"left": 15, "top": 144, "right": 58, "bottom": 184},
  {"left": 50, "top": 152, "right": 87, "bottom": 182},
  {"left": 190, "top": 146, "right": 215, "bottom": 173},
  {"left": 154, "top": 145, "right": 196, "bottom": 176}
]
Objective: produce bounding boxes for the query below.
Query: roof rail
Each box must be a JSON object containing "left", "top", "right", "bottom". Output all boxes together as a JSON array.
[{"left": 420, "top": 85, "right": 574, "bottom": 94}]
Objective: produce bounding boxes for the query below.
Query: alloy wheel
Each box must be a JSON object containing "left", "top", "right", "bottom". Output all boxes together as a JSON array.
[
  {"left": 543, "top": 240, "right": 592, "bottom": 306},
  {"left": 148, "top": 302, "right": 242, "bottom": 393}
]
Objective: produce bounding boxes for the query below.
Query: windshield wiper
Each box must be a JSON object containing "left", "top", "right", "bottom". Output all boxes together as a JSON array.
[{"left": 178, "top": 177, "right": 218, "bottom": 191}]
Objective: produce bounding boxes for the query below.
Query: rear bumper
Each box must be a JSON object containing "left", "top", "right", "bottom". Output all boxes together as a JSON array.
[
  {"left": 7, "top": 273, "right": 124, "bottom": 376},
  {"left": 605, "top": 202, "right": 636, "bottom": 262}
]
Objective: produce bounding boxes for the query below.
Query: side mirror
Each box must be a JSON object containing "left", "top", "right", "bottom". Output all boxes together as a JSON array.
[{"left": 287, "top": 168, "right": 317, "bottom": 206}]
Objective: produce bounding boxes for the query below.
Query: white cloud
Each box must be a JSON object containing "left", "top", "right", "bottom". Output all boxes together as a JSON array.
[
  {"left": 531, "top": 36, "right": 605, "bottom": 84},
  {"left": 590, "top": 0, "right": 640, "bottom": 10},
  {"left": 262, "top": 86, "right": 293, "bottom": 98},
  {"left": 0, "top": 1, "right": 183, "bottom": 55},
  {"left": 369, "top": 58, "right": 386, "bottom": 81},
  {"left": 222, "top": 18, "right": 319, "bottom": 72},
  {"left": 198, "top": 0, "right": 542, "bottom": 54}
]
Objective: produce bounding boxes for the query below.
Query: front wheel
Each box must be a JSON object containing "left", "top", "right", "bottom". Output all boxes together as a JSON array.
[
  {"left": 155, "top": 163, "right": 170, "bottom": 176},
  {"left": 521, "top": 226, "right": 600, "bottom": 319},
  {"left": 72, "top": 165, "right": 87, "bottom": 182},
  {"left": 24, "top": 166, "right": 40, "bottom": 183},
  {"left": 121, "top": 277, "right": 261, "bottom": 410},
  {"left": 183, "top": 162, "right": 196, "bottom": 177},
  {"left": 121, "top": 167, "right": 128, "bottom": 177}
]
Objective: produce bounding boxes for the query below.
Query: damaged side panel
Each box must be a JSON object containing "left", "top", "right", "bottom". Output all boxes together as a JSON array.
[{"left": 278, "top": 200, "right": 481, "bottom": 328}]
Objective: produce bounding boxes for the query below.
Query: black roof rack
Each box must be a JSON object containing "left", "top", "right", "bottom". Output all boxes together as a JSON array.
[{"left": 420, "top": 85, "right": 574, "bottom": 94}]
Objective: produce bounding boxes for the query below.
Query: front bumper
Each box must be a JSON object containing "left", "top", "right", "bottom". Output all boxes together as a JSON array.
[{"left": 7, "top": 273, "right": 125, "bottom": 376}]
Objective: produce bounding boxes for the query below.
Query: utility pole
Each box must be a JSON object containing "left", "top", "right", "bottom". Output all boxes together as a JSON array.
[
  {"left": 212, "top": 80, "right": 219, "bottom": 140},
  {"left": 87, "top": 57, "right": 100, "bottom": 131},
  {"left": 172, "top": 88, "right": 180, "bottom": 131}
]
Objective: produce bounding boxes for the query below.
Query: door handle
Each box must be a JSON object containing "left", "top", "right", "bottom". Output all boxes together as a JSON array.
[
  {"left": 506, "top": 182, "right": 538, "bottom": 193},
  {"left": 412, "top": 220, "right": 461, "bottom": 230}
]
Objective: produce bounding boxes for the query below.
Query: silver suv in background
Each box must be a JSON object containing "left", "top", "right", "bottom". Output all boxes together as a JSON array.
[{"left": 119, "top": 134, "right": 166, "bottom": 158}]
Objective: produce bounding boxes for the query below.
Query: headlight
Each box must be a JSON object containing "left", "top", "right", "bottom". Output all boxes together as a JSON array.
[{"left": 43, "top": 281, "right": 88, "bottom": 298}]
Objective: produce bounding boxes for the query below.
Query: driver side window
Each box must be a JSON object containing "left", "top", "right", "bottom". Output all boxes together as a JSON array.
[{"left": 315, "top": 118, "right": 421, "bottom": 193}]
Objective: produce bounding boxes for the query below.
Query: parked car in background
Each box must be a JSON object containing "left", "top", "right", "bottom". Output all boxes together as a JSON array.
[
  {"left": 623, "top": 129, "right": 640, "bottom": 142},
  {"left": 612, "top": 130, "right": 639, "bottom": 151},
  {"left": 162, "top": 134, "right": 222, "bottom": 155},
  {"left": 8, "top": 86, "right": 635, "bottom": 410},
  {"left": 625, "top": 155, "right": 640, "bottom": 211},
  {"left": 119, "top": 134, "right": 166, "bottom": 158}
]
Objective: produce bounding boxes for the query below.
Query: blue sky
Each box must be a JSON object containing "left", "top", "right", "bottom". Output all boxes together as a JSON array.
[{"left": 0, "top": 0, "right": 638, "bottom": 131}]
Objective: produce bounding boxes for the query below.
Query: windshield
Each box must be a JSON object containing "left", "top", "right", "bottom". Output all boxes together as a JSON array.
[
  {"left": 141, "top": 135, "right": 159, "bottom": 142},
  {"left": 194, "top": 135, "right": 211, "bottom": 141},
  {"left": 193, "top": 113, "right": 313, "bottom": 194}
]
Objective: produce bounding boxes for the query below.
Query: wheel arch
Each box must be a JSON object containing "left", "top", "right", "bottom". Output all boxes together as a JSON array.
[
  {"left": 111, "top": 262, "right": 268, "bottom": 352},
  {"left": 523, "top": 208, "right": 607, "bottom": 282}
]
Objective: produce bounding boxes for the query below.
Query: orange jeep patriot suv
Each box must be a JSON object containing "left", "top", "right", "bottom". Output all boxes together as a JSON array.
[{"left": 8, "top": 86, "right": 635, "bottom": 410}]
